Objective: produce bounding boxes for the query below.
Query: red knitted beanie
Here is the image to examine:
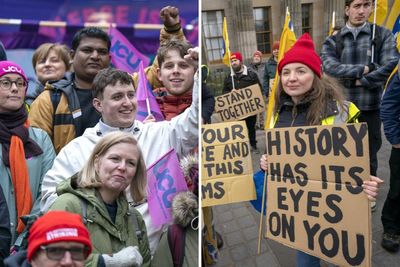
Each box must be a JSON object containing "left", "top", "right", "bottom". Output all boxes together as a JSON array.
[
  {"left": 27, "top": 211, "right": 92, "bottom": 261},
  {"left": 278, "top": 33, "right": 322, "bottom": 78},
  {"left": 230, "top": 52, "right": 243, "bottom": 62}
]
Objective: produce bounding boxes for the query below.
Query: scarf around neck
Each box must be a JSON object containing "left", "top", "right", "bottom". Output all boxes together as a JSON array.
[{"left": 0, "top": 106, "right": 43, "bottom": 233}]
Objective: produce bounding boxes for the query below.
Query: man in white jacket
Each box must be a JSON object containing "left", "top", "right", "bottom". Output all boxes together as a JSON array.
[{"left": 40, "top": 61, "right": 198, "bottom": 255}]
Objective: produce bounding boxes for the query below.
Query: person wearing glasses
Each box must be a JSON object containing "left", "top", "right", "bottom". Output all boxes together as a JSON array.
[
  {"left": 0, "top": 61, "right": 55, "bottom": 251},
  {"left": 49, "top": 132, "right": 151, "bottom": 267},
  {"left": 4, "top": 210, "right": 92, "bottom": 267}
]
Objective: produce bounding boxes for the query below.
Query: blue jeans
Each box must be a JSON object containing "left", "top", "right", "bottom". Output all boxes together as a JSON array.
[{"left": 296, "top": 250, "right": 320, "bottom": 267}]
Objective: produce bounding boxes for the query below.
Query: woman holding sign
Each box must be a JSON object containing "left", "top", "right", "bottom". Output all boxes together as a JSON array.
[
  {"left": 259, "top": 33, "right": 383, "bottom": 267},
  {"left": 50, "top": 132, "right": 151, "bottom": 267}
]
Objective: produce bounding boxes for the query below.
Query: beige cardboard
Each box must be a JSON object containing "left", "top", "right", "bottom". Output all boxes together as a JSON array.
[
  {"left": 269, "top": 79, "right": 275, "bottom": 90},
  {"left": 213, "top": 84, "right": 265, "bottom": 122},
  {"left": 265, "top": 123, "right": 371, "bottom": 267},
  {"left": 202, "top": 121, "right": 256, "bottom": 207}
]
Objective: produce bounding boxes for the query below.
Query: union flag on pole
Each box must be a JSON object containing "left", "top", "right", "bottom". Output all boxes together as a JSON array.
[
  {"left": 222, "top": 17, "right": 231, "bottom": 66},
  {"left": 108, "top": 26, "right": 150, "bottom": 73},
  {"left": 135, "top": 61, "right": 164, "bottom": 122},
  {"left": 147, "top": 149, "right": 188, "bottom": 226},
  {"left": 385, "top": 0, "right": 400, "bottom": 50},
  {"left": 265, "top": 7, "right": 296, "bottom": 129}
]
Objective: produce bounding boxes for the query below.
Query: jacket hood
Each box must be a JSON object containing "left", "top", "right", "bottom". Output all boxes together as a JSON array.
[
  {"left": 57, "top": 174, "right": 104, "bottom": 214},
  {"left": 56, "top": 175, "right": 130, "bottom": 225},
  {"left": 180, "top": 154, "right": 198, "bottom": 197},
  {"left": 172, "top": 191, "right": 198, "bottom": 228},
  {"left": 56, "top": 175, "right": 101, "bottom": 208}
]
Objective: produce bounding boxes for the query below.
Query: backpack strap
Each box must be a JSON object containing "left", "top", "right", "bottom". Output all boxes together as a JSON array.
[
  {"left": 79, "top": 198, "right": 88, "bottom": 224},
  {"left": 129, "top": 210, "right": 144, "bottom": 242},
  {"left": 167, "top": 224, "right": 186, "bottom": 267},
  {"left": 49, "top": 89, "right": 61, "bottom": 142}
]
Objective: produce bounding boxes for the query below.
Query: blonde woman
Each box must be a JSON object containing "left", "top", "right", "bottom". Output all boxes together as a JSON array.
[{"left": 50, "top": 132, "right": 150, "bottom": 267}]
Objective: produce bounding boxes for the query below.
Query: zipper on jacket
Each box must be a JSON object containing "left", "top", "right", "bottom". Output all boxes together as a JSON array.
[{"left": 290, "top": 105, "right": 298, "bottom": 127}]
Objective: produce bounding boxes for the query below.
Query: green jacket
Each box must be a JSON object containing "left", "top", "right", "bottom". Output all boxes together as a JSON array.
[
  {"left": 49, "top": 176, "right": 151, "bottom": 267},
  {"left": 0, "top": 127, "right": 55, "bottom": 244}
]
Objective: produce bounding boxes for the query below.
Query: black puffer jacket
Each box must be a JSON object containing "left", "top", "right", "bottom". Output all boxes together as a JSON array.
[{"left": 223, "top": 66, "right": 261, "bottom": 93}]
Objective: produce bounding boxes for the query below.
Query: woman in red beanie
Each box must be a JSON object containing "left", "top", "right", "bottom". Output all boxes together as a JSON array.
[
  {"left": 49, "top": 132, "right": 151, "bottom": 267},
  {"left": 259, "top": 33, "right": 383, "bottom": 267}
]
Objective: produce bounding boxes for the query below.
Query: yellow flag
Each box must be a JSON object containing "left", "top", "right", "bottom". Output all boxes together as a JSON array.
[
  {"left": 265, "top": 8, "right": 296, "bottom": 129},
  {"left": 385, "top": 0, "right": 400, "bottom": 50},
  {"left": 368, "top": 0, "right": 388, "bottom": 25},
  {"left": 222, "top": 17, "right": 231, "bottom": 66},
  {"left": 329, "top": 11, "right": 336, "bottom": 36}
]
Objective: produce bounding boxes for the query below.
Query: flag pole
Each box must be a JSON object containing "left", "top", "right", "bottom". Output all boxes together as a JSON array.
[
  {"left": 145, "top": 98, "right": 151, "bottom": 116},
  {"left": 229, "top": 51, "right": 236, "bottom": 90},
  {"left": 371, "top": 0, "right": 378, "bottom": 62}
]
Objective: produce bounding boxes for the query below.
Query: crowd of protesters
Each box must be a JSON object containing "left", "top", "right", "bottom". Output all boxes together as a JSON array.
[
  {"left": 0, "top": 5, "right": 199, "bottom": 267},
  {"left": 204, "top": 0, "right": 399, "bottom": 266}
]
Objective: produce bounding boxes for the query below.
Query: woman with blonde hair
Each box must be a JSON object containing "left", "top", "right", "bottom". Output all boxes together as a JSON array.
[{"left": 50, "top": 132, "right": 150, "bottom": 267}]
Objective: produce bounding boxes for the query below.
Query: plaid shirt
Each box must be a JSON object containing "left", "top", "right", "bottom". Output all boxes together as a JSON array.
[{"left": 321, "top": 23, "right": 398, "bottom": 110}]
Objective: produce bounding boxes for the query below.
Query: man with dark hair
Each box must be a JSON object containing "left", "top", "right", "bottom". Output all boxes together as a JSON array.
[
  {"left": 321, "top": 0, "right": 398, "bottom": 210},
  {"left": 29, "top": 27, "right": 111, "bottom": 153}
]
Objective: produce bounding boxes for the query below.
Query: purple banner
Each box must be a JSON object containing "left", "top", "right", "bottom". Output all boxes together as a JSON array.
[
  {"left": 136, "top": 61, "right": 164, "bottom": 121},
  {"left": 147, "top": 149, "right": 188, "bottom": 226},
  {"left": 109, "top": 27, "right": 150, "bottom": 73}
]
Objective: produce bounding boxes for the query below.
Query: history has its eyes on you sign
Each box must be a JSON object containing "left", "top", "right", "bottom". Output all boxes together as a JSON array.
[{"left": 265, "top": 123, "right": 371, "bottom": 267}]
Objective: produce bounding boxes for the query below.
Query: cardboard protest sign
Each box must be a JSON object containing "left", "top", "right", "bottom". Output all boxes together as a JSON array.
[
  {"left": 202, "top": 121, "right": 256, "bottom": 207},
  {"left": 213, "top": 84, "right": 265, "bottom": 122},
  {"left": 265, "top": 123, "right": 371, "bottom": 267}
]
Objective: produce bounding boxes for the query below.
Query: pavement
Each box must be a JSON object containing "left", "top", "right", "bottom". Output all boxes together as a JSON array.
[{"left": 208, "top": 127, "right": 400, "bottom": 267}]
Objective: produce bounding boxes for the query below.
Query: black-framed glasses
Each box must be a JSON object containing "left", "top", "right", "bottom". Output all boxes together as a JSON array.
[
  {"left": 39, "top": 245, "right": 89, "bottom": 261},
  {"left": 0, "top": 78, "right": 27, "bottom": 90}
]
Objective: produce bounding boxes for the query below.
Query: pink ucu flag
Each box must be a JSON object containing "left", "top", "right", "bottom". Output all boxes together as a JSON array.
[{"left": 108, "top": 27, "right": 150, "bottom": 73}]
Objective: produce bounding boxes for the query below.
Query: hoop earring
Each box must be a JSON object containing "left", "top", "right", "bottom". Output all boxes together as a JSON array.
[{"left": 191, "top": 216, "right": 199, "bottom": 230}]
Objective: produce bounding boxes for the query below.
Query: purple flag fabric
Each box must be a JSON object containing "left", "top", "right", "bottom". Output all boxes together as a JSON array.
[
  {"left": 147, "top": 149, "right": 188, "bottom": 226},
  {"left": 136, "top": 61, "right": 164, "bottom": 121},
  {"left": 108, "top": 26, "right": 150, "bottom": 73}
]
